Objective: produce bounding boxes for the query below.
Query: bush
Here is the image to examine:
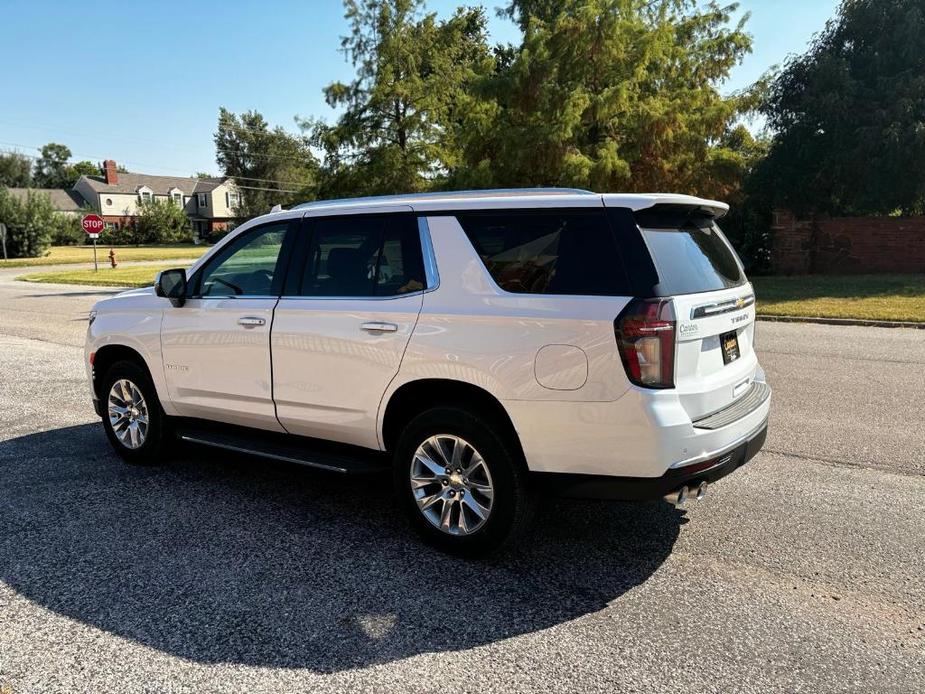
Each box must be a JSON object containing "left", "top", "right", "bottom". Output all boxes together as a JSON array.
[
  {"left": 93, "top": 199, "right": 195, "bottom": 245},
  {"left": 48, "top": 213, "right": 85, "bottom": 245},
  {"left": 100, "top": 223, "right": 140, "bottom": 246},
  {"left": 0, "top": 187, "right": 57, "bottom": 257},
  {"left": 722, "top": 195, "right": 773, "bottom": 275},
  {"left": 202, "top": 224, "right": 235, "bottom": 244},
  {"left": 133, "top": 198, "right": 193, "bottom": 244}
]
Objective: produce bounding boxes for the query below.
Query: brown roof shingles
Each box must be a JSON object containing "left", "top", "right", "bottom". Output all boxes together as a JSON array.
[{"left": 79, "top": 173, "right": 227, "bottom": 195}]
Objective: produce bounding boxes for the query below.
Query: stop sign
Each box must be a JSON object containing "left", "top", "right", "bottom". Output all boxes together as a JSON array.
[{"left": 81, "top": 214, "right": 104, "bottom": 234}]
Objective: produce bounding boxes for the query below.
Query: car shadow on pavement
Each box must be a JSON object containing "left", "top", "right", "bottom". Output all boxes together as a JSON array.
[{"left": 0, "top": 424, "right": 681, "bottom": 673}]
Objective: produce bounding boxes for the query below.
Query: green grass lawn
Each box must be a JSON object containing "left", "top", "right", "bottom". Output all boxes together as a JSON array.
[
  {"left": 753, "top": 274, "right": 925, "bottom": 323},
  {"left": 0, "top": 244, "right": 208, "bottom": 268},
  {"left": 18, "top": 263, "right": 181, "bottom": 288}
]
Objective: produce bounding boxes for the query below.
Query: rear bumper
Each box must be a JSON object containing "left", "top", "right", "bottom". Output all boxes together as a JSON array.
[
  {"left": 534, "top": 420, "right": 768, "bottom": 500},
  {"left": 506, "top": 380, "right": 771, "bottom": 478}
]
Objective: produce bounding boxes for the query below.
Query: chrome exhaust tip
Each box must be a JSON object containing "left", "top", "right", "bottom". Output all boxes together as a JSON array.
[
  {"left": 664, "top": 485, "right": 689, "bottom": 508},
  {"left": 695, "top": 480, "right": 708, "bottom": 501}
]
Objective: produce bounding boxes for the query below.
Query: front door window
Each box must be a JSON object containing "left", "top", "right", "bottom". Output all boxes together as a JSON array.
[{"left": 197, "top": 223, "right": 287, "bottom": 297}]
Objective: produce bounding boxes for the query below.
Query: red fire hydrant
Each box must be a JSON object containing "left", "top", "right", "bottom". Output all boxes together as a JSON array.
[{"left": 108, "top": 248, "right": 117, "bottom": 268}]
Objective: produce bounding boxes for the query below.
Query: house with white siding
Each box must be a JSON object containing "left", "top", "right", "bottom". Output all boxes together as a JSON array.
[{"left": 73, "top": 160, "right": 240, "bottom": 237}]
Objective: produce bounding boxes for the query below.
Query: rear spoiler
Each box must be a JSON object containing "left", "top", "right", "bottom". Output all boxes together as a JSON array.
[{"left": 633, "top": 203, "right": 728, "bottom": 229}]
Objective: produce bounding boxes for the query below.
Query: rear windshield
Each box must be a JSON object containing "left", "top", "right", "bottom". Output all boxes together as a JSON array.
[{"left": 634, "top": 206, "right": 745, "bottom": 295}]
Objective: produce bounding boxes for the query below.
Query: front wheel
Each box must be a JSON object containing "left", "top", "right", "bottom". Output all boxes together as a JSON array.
[
  {"left": 100, "top": 360, "right": 171, "bottom": 465},
  {"left": 394, "top": 407, "right": 536, "bottom": 556}
]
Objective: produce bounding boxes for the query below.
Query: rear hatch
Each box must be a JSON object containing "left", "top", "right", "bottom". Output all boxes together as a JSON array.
[
  {"left": 670, "top": 284, "right": 757, "bottom": 421},
  {"left": 616, "top": 202, "right": 759, "bottom": 421}
]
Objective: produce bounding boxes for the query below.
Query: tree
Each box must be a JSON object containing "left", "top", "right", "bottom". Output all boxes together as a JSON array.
[
  {"left": 132, "top": 198, "right": 193, "bottom": 244},
  {"left": 718, "top": 124, "right": 774, "bottom": 271},
  {"left": 451, "top": 0, "right": 754, "bottom": 199},
  {"left": 33, "top": 143, "right": 73, "bottom": 188},
  {"left": 0, "top": 187, "right": 58, "bottom": 257},
  {"left": 48, "top": 208, "right": 87, "bottom": 245},
  {"left": 67, "top": 160, "right": 99, "bottom": 185},
  {"left": 31, "top": 144, "right": 100, "bottom": 188},
  {"left": 759, "top": 0, "right": 925, "bottom": 216},
  {"left": 214, "top": 108, "right": 318, "bottom": 219},
  {"left": 0, "top": 152, "right": 33, "bottom": 187},
  {"left": 306, "top": 0, "right": 494, "bottom": 197}
]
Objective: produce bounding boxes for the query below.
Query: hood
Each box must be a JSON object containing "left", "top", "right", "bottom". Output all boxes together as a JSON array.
[
  {"left": 114, "top": 286, "right": 156, "bottom": 299},
  {"left": 92, "top": 285, "right": 158, "bottom": 313}
]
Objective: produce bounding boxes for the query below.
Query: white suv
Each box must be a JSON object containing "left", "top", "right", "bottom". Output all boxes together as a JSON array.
[{"left": 86, "top": 189, "right": 770, "bottom": 554}]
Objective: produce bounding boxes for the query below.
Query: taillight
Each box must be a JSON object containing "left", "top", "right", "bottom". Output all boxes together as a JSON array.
[{"left": 615, "top": 299, "right": 676, "bottom": 388}]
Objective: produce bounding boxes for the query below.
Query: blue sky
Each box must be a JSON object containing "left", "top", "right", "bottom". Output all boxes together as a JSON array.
[{"left": 0, "top": 0, "right": 839, "bottom": 177}]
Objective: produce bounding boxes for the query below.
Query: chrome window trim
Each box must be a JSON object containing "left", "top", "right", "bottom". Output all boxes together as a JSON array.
[
  {"left": 186, "top": 295, "right": 279, "bottom": 301},
  {"left": 418, "top": 215, "right": 440, "bottom": 292},
  {"left": 277, "top": 291, "right": 425, "bottom": 302},
  {"left": 690, "top": 294, "right": 755, "bottom": 319}
]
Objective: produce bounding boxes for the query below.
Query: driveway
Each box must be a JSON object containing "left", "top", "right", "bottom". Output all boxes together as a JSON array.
[{"left": 0, "top": 274, "right": 922, "bottom": 693}]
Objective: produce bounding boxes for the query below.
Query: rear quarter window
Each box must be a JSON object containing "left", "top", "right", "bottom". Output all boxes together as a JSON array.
[{"left": 456, "top": 210, "right": 631, "bottom": 296}]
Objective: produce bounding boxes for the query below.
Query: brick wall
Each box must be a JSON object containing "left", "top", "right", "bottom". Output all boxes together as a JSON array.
[{"left": 771, "top": 210, "right": 925, "bottom": 274}]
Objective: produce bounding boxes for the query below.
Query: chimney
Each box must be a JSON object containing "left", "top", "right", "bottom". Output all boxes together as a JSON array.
[{"left": 103, "top": 160, "right": 118, "bottom": 185}]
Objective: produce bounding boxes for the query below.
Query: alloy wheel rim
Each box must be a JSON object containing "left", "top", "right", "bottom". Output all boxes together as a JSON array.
[
  {"left": 410, "top": 434, "right": 494, "bottom": 536},
  {"left": 108, "top": 379, "right": 149, "bottom": 449}
]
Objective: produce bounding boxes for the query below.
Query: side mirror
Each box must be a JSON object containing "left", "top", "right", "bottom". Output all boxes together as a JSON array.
[{"left": 154, "top": 268, "right": 188, "bottom": 307}]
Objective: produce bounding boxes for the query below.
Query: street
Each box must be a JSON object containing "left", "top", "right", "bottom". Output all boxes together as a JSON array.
[{"left": 0, "top": 268, "right": 923, "bottom": 693}]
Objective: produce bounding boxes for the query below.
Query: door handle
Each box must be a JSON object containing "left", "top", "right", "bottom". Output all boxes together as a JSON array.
[
  {"left": 361, "top": 321, "right": 398, "bottom": 333},
  {"left": 237, "top": 316, "right": 266, "bottom": 328}
]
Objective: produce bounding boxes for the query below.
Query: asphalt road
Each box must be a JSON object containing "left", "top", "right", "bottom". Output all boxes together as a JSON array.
[{"left": 0, "top": 270, "right": 923, "bottom": 693}]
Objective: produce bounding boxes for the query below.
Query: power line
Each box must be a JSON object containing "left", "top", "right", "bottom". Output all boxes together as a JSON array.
[
  {"left": 0, "top": 115, "right": 321, "bottom": 167},
  {"left": 0, "top": 133, "right": 316, "bottom": 176},
  {"left": 0, "top": 145, "right": 311, "bottom": 190},
  {"left": 0, "top": 114, "right": 315, "bottom": 149}
]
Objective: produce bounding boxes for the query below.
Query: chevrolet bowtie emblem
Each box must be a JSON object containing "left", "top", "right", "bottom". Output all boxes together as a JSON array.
[{"left": 735, "top": 297, "right": 745, "bottom": 308}]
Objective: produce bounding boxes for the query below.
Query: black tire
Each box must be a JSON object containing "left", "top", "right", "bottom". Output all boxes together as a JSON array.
[
  {"left": 394, "top": 406, "right": 537, "bottom": 556},
  {"left": 100, "top": 359, "right": 171, "bottom": 465}
]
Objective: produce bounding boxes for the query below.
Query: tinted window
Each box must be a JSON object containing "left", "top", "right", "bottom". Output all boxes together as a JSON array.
[
  {"left": 456, "top": 211, "right": 630, "bottom": 296},
  {"left": 634, "top": 206, "right": 745, "bottom": 295},
  {"left": 198, "top": 223, "right": 287, "bottom": 297},
  {"left": 298, "top": 214, "right": 425, "bottom": 297},
  {"left": 377, "top": 220, "right": 426, "bottom": 295}
]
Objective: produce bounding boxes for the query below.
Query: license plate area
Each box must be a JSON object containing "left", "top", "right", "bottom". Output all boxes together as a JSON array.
[{"left": 720, "top": 330, "right": 740, "bottom": 365}]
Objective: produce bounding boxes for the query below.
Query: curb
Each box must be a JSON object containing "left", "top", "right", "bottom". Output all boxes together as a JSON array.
[{"left": 757, "top": 314, "right": 925, "bottom": 329}]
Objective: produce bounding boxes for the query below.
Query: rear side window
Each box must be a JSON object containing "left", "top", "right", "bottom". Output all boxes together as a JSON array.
[
  {"left": 297, "top": 214, "right": 425, "bottom": 297},
  {"left": 634, "top": 205, "right": 745, "bottom": 295},
  {"left": 456, "top": 210, "right": 630, "bottom": 296}
]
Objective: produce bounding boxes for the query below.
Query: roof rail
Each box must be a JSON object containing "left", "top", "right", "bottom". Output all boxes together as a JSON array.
[{"left": 290, "top": 187, "right": 595, "bottom": 210}]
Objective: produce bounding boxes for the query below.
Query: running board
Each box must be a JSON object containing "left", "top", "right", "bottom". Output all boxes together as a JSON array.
[{"left": 175, "top": 422, "right": 391, "bottom": 475}]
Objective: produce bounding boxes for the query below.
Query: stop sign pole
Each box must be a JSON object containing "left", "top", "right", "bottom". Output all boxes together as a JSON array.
[{"left": 81, "top": 214, "right": 104, "bottom": 271}]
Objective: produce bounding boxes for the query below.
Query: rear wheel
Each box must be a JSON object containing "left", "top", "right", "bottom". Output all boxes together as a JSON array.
[
  {"left": 100, "top": 360, "right": 170, "bottom": 465},
  {"left": 394, "top": 407, "right": 536, "bottom": 555}
]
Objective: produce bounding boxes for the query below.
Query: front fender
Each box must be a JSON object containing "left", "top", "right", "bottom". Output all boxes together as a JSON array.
[{"left": 86, "top": 305, "right": 173, "bottom": 415}]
